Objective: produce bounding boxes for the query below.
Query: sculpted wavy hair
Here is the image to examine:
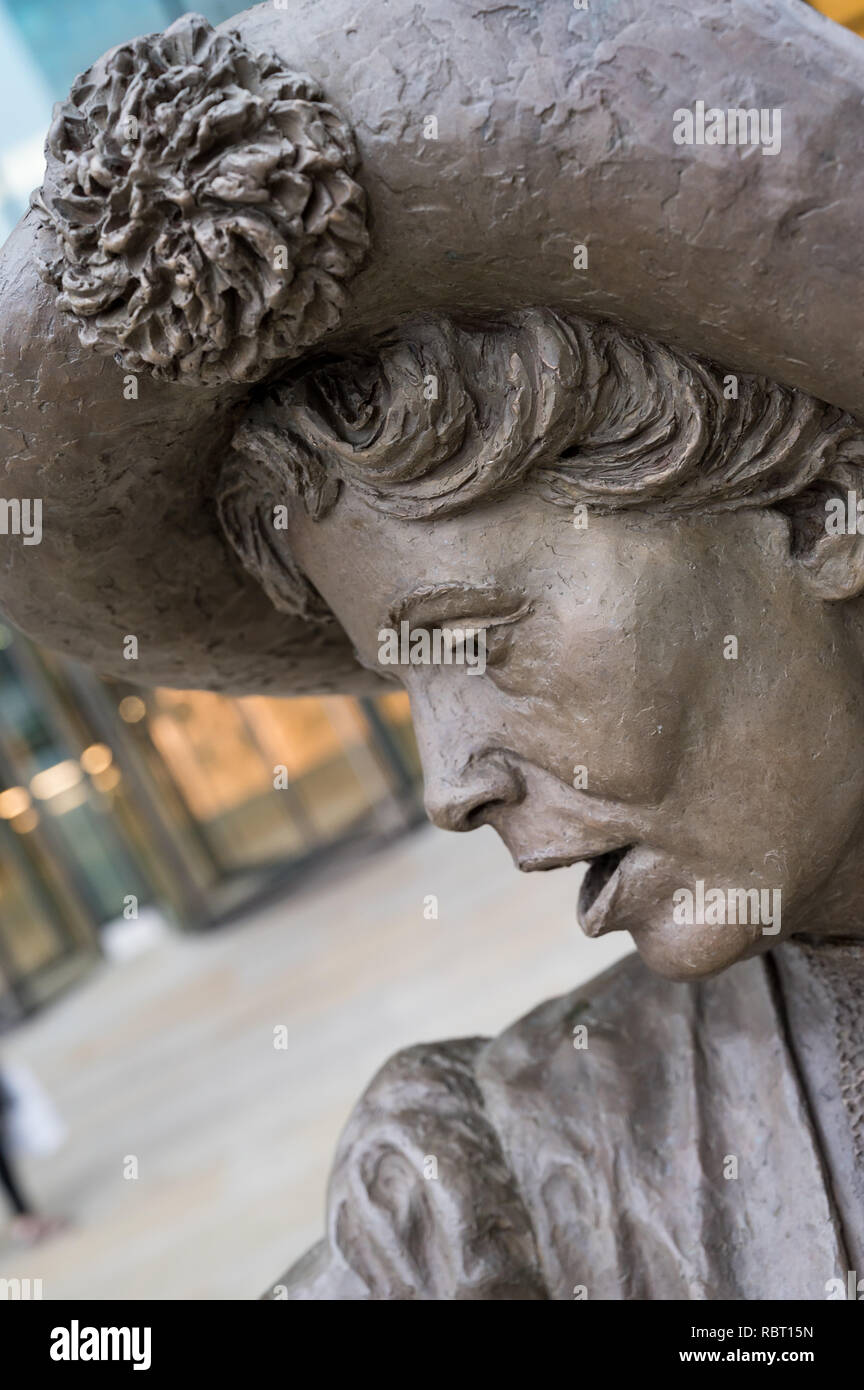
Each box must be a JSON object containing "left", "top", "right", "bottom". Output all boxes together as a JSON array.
[{"left": 217, "top": 309, "right": 864, "bottom": 620}]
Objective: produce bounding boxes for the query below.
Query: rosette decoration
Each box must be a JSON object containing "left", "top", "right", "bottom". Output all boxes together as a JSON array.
[{"left": 32, "top": 13, "right": 369, "bottom": 384}]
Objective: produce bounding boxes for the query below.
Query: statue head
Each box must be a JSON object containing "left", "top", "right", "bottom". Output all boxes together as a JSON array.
[
  {"left": 219, "top": 309, "right": 864, "bottom": 978},
  {"left": 4, "top": 5, "right": 864, "bottom": 980}
]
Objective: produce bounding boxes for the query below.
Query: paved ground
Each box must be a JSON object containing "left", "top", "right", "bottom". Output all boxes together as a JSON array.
[{"left": 0, "top": 821, "right": 631, "bottom": 1300}]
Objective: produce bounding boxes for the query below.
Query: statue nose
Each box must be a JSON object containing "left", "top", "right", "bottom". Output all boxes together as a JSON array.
[{"left": 423, "top": 764, "right": 522, "bottom": 833}]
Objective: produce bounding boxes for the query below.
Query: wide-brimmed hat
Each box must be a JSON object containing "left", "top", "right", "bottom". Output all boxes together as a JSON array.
[{"left": 1, "top": 0, "right": 863, "bottom": 694}]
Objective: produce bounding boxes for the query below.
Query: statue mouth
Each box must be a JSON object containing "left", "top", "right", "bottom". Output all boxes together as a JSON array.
[{"left": 577, "top": 845, "right": 634, "bottom": 932}]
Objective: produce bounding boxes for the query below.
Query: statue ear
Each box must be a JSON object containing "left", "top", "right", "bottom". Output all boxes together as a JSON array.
[{"left": 786, "top": 466, "right": 864, "bottom": 601}]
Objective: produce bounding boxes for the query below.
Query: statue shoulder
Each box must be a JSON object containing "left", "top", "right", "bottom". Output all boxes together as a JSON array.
[{"left": 265, "top": 1035, "right": 547, "bottom": 1300}]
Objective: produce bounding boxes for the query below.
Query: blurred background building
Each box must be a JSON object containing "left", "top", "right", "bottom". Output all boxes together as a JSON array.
[{"left": 0, "top": 620, "right": 423, "bottom": 1025}]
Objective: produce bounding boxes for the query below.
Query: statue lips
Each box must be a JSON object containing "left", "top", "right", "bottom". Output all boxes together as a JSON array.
[
  {"left": 577, "top": 846, "right": 635, "bottom": 938},
  {"left": 514, "top": 842, "right": 636, "bottom": 937}
]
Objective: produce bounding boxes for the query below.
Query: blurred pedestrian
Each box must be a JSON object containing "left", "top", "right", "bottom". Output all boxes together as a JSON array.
[{"left": 0, "top": 1064, "right": 68, "bottom": 1245}]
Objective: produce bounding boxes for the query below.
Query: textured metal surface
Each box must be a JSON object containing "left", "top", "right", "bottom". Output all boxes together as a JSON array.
[{"left": 2, "top": 0, "right": 864, "bottom": 691}]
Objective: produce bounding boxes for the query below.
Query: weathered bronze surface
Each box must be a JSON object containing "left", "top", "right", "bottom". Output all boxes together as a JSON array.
[{"left": 1, "top": 2, "right": 863, "bottom": 1300}]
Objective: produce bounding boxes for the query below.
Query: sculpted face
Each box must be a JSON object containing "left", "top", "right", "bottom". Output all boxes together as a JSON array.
[{"left": 283, "top": 485, "right": 864, "bottom": 979}]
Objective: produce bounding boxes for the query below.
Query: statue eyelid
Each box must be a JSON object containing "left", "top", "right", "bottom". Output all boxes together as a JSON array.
[
  {"left": 475, "top": 601, "right": 533, "bottom": 633},
  {"left": 460, "top": 603, "right": 533, "bottom": 667},
  {"left": 410, "top": 601, "right": 532, "bottom": 638}
]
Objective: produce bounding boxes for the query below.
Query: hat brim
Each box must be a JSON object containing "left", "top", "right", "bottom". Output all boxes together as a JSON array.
[
  {"left": 1, "top": 0, "right": 863, "bottom": 693},
  {"left": 0, "top": 212, "right": 381, "bottom": 694}
]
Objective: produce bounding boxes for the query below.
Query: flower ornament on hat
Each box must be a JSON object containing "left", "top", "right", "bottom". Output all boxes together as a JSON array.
[{"left": 32, "top": 14, "right": 369, "bottom": 385}]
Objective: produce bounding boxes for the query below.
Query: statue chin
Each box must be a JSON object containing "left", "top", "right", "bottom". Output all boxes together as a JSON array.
[
  {"left": 626, "top": 915, "right": 776, "bottom": 983},
  {"left": 575, "top": 846, "right": 787, "bottom": 980}
]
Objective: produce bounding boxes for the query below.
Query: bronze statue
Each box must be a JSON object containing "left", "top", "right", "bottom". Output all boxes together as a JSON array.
[{"left": 1, "top": 2, "right": 863, "bottom": 1299}]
